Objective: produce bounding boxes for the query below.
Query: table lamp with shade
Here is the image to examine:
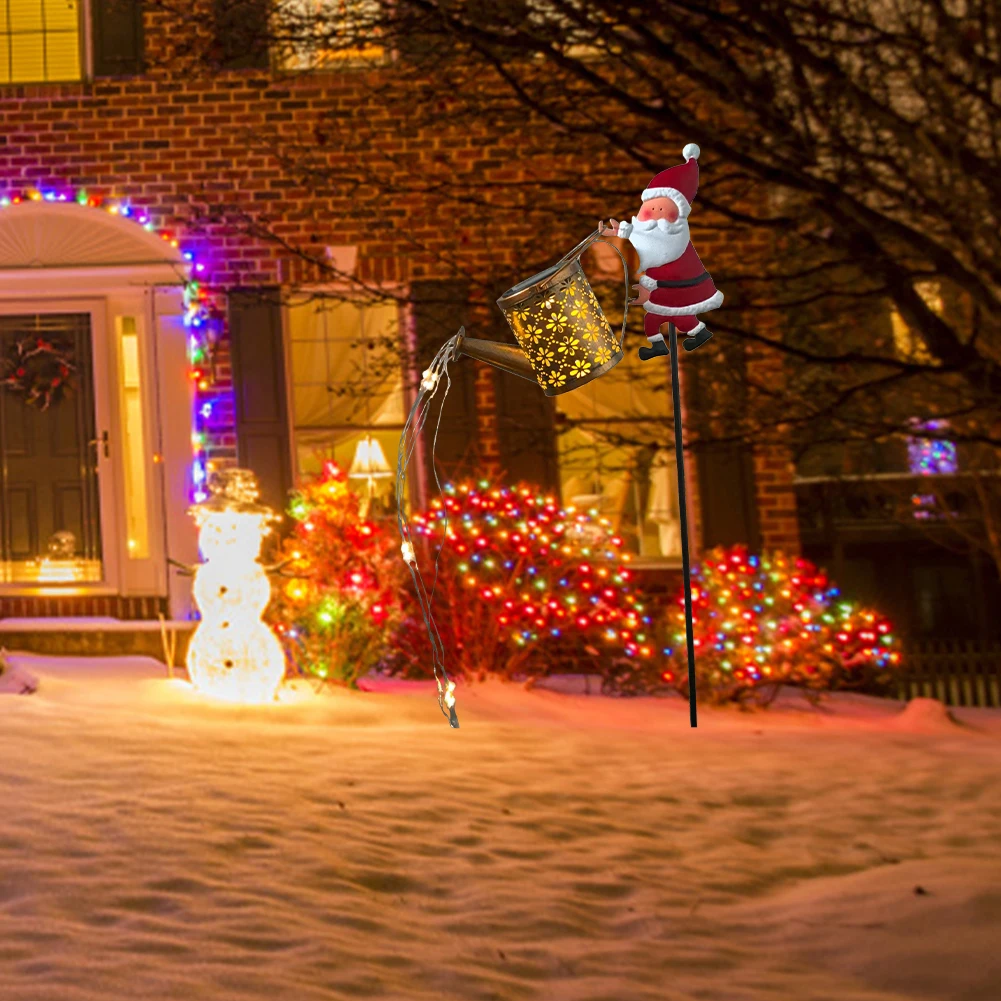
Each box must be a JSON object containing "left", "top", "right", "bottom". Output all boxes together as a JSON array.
[{"left": 349, "top": 433, "right": 392, "bottom": 514}]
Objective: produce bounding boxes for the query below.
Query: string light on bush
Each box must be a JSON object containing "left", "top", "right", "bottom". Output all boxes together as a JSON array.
[
  {"left": 663, "top": 545, "right": 899, "bottom": 702},
  {"left": 405, "top": 481, "right": 658, "bottom": 674},
  {"left": 0, "top": 184, "right": 226, "bottom": 504},
  {"left": 270, "top": 461, "right": 405, "bottom": 689}
]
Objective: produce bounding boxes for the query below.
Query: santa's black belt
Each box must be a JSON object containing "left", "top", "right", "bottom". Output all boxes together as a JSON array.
[{"left": 656, "top": 271, "right": 709, "bottom": 289}]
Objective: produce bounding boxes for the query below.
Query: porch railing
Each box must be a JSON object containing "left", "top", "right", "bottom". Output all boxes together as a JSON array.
[{"left": 890, "top": 639, "right": 1001, "bottom": 708}]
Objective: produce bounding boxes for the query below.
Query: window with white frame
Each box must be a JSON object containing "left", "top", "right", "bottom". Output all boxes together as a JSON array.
[
  {"left": 0, "top": 0, "right": 82, "bottom": 84},
  {"left": 286, "top": 295, "right": 405, "bottom": 507},
  {"left": 275, "top": 0, "right": 383, "bottom": 69}
]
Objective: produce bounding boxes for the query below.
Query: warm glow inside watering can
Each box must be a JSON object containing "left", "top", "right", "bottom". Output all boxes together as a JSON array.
[{"left": 457, "top": 228, "right": 630, "bottom": 397}]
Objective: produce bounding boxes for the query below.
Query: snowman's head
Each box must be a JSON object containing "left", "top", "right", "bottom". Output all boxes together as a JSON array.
[{"left": 196, "top": 509, "right": 268, "bottom": 563}]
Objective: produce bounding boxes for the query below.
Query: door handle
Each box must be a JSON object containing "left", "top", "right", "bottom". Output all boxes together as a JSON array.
[{"left": 89, "top": 431, "right": 110, "bottom": 458}]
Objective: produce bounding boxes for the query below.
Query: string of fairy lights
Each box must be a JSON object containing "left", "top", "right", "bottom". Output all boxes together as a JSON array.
[
  {"left": 408, "top": 483, "right": 651, "bottom": 654},
  {"left": 669, "top": 549, "right": 899, "bottom": 690},
  {"left": 0, "top": 186, "right": 222, "bottom": 504}
]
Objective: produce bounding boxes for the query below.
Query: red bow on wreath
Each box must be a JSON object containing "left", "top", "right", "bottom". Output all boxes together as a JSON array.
[{"left": 1, "top": 336, "right": 76, "bottom": 411}]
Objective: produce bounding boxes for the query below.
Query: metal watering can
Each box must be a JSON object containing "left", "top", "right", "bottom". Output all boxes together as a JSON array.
[{"left": 457, "top": 228, "right": 629, "bottom": 396}]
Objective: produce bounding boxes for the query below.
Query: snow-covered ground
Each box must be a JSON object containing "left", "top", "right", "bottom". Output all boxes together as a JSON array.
[{"left": 1, "top": 653, "right": 1000, "bottom": 1001}]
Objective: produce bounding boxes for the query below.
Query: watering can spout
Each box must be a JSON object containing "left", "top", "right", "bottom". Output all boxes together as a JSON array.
[{"left": 455, "top": 328, "right": 537, "bottom": 384}]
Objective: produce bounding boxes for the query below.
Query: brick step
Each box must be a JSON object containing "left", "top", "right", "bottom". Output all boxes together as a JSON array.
[{"left": 0, "top": 618, "right": 195, "bottom": 665}]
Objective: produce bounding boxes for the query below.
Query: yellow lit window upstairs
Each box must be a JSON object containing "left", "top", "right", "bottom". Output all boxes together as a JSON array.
[{"left": 0, "top": 0, "right": 81, "bottom": 84}]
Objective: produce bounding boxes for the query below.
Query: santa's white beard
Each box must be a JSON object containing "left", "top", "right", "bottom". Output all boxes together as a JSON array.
[{"left": 628, "top": 216, "right": 690, "bottom": 273}]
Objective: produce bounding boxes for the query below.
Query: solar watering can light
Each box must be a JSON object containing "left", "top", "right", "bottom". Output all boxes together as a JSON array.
[{"left": 397, "top": 146, "right": 722, "bottom": 729}]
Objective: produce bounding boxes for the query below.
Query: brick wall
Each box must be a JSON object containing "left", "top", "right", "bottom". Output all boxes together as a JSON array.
[
  {"left": 0, "top": 5, "right": 799, "bottom": 550},
  {"left": 746, "top": 324, "right": 802, "bottom": 553}
]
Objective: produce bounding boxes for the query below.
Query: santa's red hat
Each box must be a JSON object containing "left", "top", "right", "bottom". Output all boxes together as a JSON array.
[{"left": 641, "top": 144, "right": 700, "bottom": 218}]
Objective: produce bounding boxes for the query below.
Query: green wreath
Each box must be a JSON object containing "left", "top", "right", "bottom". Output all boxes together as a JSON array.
[{"left": 1, "top": 336, "right": 76, "bottom": 411}]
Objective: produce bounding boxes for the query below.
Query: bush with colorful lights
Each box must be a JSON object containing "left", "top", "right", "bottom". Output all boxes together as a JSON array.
[
  {"left": 268, "top": 462, "right": 404, "bottom": 688},
  {"left": 384, "top": 481, "right": 659, "bottom": 684},
  {"left": 660, "top": 545, "right": 900, "bottom": 705}
]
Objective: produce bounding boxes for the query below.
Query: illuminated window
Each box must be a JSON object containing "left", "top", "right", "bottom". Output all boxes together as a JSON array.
[
  {"left": 907, "top": 418, "right": 958, "bottom": 477},
  {"left": 890, "top": 281, "right": 940, "bottom": 364},
  {"left": 525, "top": 0, "right": 606, "bottom": 60},
  {"left": 276, "top": 0, "right": 383, "bottom": 69},
  {"left": 0, "top": 0, "right": 82, "bottom": 84},
  {"left": 118, "top": 316, "right": 150, "bottom": 560},
  {"left": 287, "top": 297, "right": 404, "bottom": 511},
  {"left": 556, "top": 347, "right": 681, "bottom": 560},
  {"left": 890, "top": 284, "right": 958, "bottom": 478}
]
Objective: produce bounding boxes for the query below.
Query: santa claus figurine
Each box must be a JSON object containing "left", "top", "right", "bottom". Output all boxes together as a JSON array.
[{"left": 602, "top": 144, "right": 722, "bottom": 361}]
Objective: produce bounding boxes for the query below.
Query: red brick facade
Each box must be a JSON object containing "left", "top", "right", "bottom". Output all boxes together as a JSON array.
[{"left": 0, "top": 3, "right": 799, "bottom": 556}]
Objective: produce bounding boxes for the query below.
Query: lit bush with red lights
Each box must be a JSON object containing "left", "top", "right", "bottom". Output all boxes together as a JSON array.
[
  {"left": 663, "top": 545, "right": 900, "bottom": 705},
  {"left": 268, "top": 462, "right": 404, "bottom": 687},
  {"left": 387, "top": 481, "right": 661, "bottom": 682}
]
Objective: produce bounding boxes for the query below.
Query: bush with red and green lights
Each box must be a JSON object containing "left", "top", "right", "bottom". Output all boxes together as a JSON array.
[
  {"left": 386, "top": 481, "right": 662, "bottom": 682},
  {"left": 268, "top": 461, "right": 405, "bottom": 687},
  {"left": 662, "top": 545, "right": 900, "bottom": 704}
]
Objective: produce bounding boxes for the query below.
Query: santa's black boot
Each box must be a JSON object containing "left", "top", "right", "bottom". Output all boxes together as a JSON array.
[
  {"left": 638, "top": 338, "right": 670, "bottom": 362},
  {"left": 683, "top": 327, "right": 713, "bottom": 352}
]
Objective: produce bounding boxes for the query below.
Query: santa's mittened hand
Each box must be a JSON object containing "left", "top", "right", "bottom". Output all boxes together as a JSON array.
[{"left": 631, "top": 284, "right": 651, "bottom": 305}]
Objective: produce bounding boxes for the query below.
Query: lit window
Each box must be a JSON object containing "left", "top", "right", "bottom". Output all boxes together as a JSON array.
[
  {"left": 287, "top": 296, "right": 403, "bottom": 511},
  {"left": 118, "top": 316, "right": 150, "bottom": 560},
  {"left": 525, "top": 0, "right": 606, "bottom": 60},
  {"left": 907, "top": 418, "right": 957, "bottom": 477},
  {"left": 890, "top": 281, "right": 940, "bottom": 364},
  {"left": 276, "top": 0, "right": 383, "bottom": 69},
  {"left": 0, "top": 0, "right": 82, "bottom": 84},
  {"left": 555, "top": 347, "right": 680, "bottom": 560}
]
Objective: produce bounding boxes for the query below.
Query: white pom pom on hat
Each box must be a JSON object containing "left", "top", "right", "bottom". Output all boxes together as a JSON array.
[{"left": 683, "top": 143, "right": 700, "bottom": 161}]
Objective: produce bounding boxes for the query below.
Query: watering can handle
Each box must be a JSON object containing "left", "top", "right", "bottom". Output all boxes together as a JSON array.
[{"left": 555, "top": 227, "right": 631, "bottom": 350}]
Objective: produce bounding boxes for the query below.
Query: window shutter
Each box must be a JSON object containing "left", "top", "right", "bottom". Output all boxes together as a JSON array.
[
  {"left": 91, "top": 0, "right": 145, "bottom": 77},
  {"left": 212, "top": 0, "right": 271, "bottom": 70},
  {"left": 228, "top": 289, "right": 293, "bottom": 518},
  {"left": 410, "top": 280, "right": 479, "bottom": 486},
  {"left": 695, "top": 444, "right": 761, "bottom": 550},
  {"left": 485, "top": 283, "right": 558, "bottom": 492},
  {"left": 493, "top": 359, "right": 558, "bottom": 492}
]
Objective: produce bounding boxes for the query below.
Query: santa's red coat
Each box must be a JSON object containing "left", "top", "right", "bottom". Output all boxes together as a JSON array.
[{"left": 643, "top": 242, "right": 722, "bottom": 315}]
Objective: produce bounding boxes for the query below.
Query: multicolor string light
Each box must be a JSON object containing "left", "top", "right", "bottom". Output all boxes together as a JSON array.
[
  {"left": 665, "top": 545, "right": 899, "bottom": 699},
  {"left": 408, "top": 481, "right": 656, "bottom": 661},
  {"left": 0, "top": 185, "right": 224, "bottom": 503},
  {"left": 907, "top": 419, "right": 958, "bottom": 476}
]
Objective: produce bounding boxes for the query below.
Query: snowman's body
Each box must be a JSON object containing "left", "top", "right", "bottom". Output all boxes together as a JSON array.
[{"left": 186, "top": 507, "right": 286, "bottom": 703}]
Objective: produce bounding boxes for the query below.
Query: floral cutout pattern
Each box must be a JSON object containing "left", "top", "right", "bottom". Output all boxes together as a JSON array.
[{"left": 505, "top": 265, "right": 621, "bottom": 394}]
